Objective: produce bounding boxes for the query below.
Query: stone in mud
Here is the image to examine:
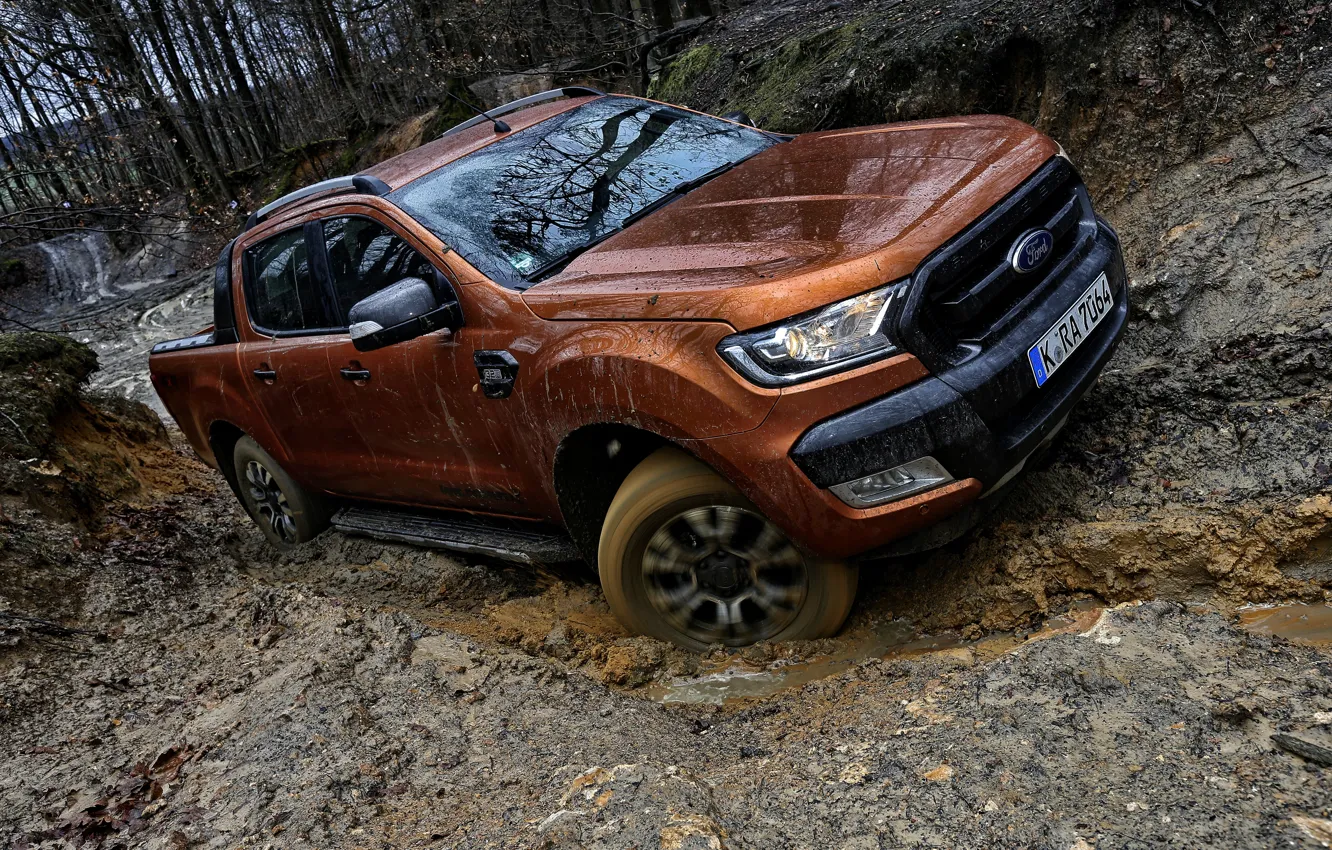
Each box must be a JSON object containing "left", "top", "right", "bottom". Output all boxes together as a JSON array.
[
  {"left": 600, "top": 640, "right": 664, "bottom": 687},
  {"left": 922, "top": 764, "right": 955, "bottom": 782},
  {"left": 545, "top": 764, "right": 725, "bottom": 849},
  {"left": 411, "top": 634, "right": 490, "bottom": 693}
]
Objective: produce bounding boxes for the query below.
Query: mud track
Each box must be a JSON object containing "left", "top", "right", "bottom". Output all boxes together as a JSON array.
[{"left": 3, "top": 0, "right": 1332, "bottom": 846}]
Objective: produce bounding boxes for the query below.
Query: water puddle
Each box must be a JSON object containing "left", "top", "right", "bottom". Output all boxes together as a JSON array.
[
  {"left": 647, "top": 603, "right": 1103, "bottom": 706},
  {"left": 1237, "top": 603, "right": 1332, "bottom": 645}
]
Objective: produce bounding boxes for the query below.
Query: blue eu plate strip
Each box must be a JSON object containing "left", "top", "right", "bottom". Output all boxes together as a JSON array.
[{"left": 1028, "top": 346, "right": 1049, "bottom": 387}]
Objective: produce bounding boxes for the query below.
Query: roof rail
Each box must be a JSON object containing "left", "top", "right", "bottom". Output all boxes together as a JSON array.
[
  {"left": 244, "top": 173, "right": 392, "bottom": 231},
  {"left": 440, "top": 86, "right": 606, "bottom": 139}
]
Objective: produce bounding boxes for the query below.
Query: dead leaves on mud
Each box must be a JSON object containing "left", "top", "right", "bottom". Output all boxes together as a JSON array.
[{"left": 37, "top": 745, "right": 195, "bottom": 848}]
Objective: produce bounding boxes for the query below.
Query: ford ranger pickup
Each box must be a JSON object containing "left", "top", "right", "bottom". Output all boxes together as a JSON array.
[{"left": 149, "top": 87, "right": 1128, "bottom": 650}]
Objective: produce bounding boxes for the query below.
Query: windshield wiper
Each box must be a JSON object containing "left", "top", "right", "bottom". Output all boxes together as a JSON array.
[
  {"left": 523, "top": 160, "right": 739, "bottom": 284},
  {"left": 620, "top": 159, "right": 738, "bottom": 229}
]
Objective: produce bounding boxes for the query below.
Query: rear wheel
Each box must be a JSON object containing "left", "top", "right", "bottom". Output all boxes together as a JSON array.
[
  {"left": 233, "top": 436, "right": 330, "bottom": 548},
  {"left": 598, "top": 447, "right": 857, "bottom": 651}
]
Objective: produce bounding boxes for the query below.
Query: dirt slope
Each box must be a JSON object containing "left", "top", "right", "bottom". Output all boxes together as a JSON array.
[
  {"left": 651, "top": 0, "right": 1330, "bottom": 201},
  {"left": 2, "top": 0, "right": 1332, "bottom": 847}
]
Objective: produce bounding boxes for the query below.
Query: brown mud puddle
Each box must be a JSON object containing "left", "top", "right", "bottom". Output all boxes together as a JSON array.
[
  {"left": 650, "top": 601, "right": 1332, "bottom": 706},
  {"left": 646, "top": 602, "right": 1105, "bottom": 706},
  {"left": 1237, "top": 603, "right": 1332, "bottom": 646}
]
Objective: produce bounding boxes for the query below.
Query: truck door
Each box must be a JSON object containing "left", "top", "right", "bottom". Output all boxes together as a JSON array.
[
  {"left": 235, "top": 224, "right": 372, "bottom": 493},
  {"left": 315, "top": 214, "right": 526, "bottom": 513}
]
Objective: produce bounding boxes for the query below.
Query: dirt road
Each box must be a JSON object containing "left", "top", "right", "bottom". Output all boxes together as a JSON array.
[{"left": 2, "top": 0, "right": 1331, "bottom": 846}]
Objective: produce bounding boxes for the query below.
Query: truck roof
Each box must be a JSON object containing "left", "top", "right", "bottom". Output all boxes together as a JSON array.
[{"left": 253, "top": 95, "right": 601, "bottom": 236}]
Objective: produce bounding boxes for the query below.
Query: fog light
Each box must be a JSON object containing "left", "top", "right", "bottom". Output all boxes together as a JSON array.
[{"left": 829, "top": 457, "right": 953, "bottom": 508}]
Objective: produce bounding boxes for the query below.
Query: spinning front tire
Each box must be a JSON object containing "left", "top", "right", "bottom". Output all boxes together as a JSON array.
[{"left": 598, "top": 447, "right": 857, "bottom": 651}]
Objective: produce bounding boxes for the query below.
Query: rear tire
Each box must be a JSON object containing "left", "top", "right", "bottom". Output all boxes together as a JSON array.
[
  {"left": 598, "top": 447, "right": 857, "bottom": 651},
  {"left": 232, "top": 436, "right": 330, "bottom": 548}
]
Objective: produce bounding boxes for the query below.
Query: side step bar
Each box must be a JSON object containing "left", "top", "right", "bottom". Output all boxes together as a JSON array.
[{"left": 331, "top": 506, "right": 582, "bottom": 566}]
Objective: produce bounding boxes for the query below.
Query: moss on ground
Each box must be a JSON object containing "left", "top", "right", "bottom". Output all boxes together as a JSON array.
[
  {"left": 0, "top": 333, "right": 97, "bottom": 460},
  {"left": 422, "top": 85, "right": 485, "bottom": 141},
  {"left": 0, "top": 332, "right": 96, "bottom": 381},
  {"left": 267, "top": 138, "right": 347, "bottom": 201},
  {"left": 649, "top": 45, "right": 721, "bottom": 106},
  {"left": 727, "top": 21, "right": 866, "bottom": 131},
  {"left": 0, "top": 332, "right": 177, "bottom": 522}
]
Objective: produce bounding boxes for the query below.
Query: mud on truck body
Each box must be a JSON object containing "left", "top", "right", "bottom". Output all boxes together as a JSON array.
[{"left": 150, "top": 88, "right": 1128, "bottom": 650}]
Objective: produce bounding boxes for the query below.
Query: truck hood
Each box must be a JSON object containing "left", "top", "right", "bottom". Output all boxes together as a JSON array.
[{"left": 521, "top": 114, "right": 1059, "bottom": 331}]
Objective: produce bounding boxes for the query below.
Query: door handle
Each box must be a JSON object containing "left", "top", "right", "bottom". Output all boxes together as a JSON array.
[
  {"left": 340, "top": 367, "right": 372, "bottom": 382},
  {"left": 252, "top": 368, "right": 276, "bottom": 382}
]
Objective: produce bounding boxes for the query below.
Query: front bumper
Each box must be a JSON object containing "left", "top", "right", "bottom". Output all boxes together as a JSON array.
[
  {"left": 687, "top": 217, "right": 1128, "bottom": 560},
  {"left": 792, "top": 218, "right": 1128, "bottom": 496}
]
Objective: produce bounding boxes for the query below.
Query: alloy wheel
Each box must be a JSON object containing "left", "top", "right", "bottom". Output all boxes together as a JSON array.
[
  {"left": 244, "top": 460, "right": 297, "bottom": 543},
  {"left": 641, "top": 505, "right": 808, "bottom": 646}
]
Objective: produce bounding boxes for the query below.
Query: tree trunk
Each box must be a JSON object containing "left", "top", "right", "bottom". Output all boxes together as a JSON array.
[
  {"left": 72, "top": 0, "right": 210, "bottom": 194},
  {"left": 139, "top": 0, "right": 231, "bottom": 194},
  {"left": 198, "top": 0, "right": 277, "bottom": 154},
  {"left": 649, "top": 0, "right": 674, "bottom": 33}
]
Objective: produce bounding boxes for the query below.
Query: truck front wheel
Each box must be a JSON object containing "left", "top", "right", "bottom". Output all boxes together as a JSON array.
[
  {"left": 598, "top": 447, "right": 857, "bottom": 651},
  {"left": 232, "top": 436, "right": 330, "bottom": 548}
]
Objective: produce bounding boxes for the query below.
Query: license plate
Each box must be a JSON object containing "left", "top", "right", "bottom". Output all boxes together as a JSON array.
[{"left": 1027, "top": 272, "right": 1114, "bottom": 387}]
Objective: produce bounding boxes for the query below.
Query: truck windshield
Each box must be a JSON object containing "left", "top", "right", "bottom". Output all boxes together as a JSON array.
[{"left": 390, "top": 96, "right": 777, "bottom": 288}]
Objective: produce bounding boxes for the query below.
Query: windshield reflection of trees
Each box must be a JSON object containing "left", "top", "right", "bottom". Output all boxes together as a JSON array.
[{"left": 490, "top": 104, "right": 744, "bottom": 267}]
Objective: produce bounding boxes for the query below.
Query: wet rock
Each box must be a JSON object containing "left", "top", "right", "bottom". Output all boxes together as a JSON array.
[
  {"left": 838, "top": 762, "right": 870, "bottom": 784},
  {"left": 410, "top": 634, "right": 490, "bottom": 693}
]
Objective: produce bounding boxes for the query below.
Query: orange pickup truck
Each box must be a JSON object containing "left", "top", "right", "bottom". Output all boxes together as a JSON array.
[{"left": 150, "top": 88, "right": 1127, "bottom": 650}]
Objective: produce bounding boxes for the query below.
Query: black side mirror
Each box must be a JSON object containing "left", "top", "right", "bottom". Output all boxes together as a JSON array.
[
  {"left": 721, "top": 110, "right": 757, "bottom": 128},
  {"left": 349, "top": 276, "right": 463, "bottom": 351}
]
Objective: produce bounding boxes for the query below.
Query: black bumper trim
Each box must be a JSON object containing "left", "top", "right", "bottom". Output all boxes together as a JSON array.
[{"left": 791, "top": 220, "right": 1129, "bottom": 491}]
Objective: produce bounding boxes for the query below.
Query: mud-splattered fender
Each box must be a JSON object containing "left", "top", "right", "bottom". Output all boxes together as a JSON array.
[
  {"left": 518, "top": 321, "right": 776, "bottom": 437},
  {"left": 493, "top": 320, "right": 779, "bottom": 512}
]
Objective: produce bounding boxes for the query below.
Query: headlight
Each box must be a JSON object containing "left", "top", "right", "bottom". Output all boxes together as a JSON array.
[{"left": 718, "top": 280, "right": 908, "bottom": 386}]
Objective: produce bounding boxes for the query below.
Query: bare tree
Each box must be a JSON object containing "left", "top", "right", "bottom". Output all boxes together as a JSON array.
[{"left": 0, "top": 0, "right": 742, "bottom": 247}]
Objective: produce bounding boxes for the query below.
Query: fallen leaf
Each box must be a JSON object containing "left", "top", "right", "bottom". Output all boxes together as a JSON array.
[
  {"left": 839, "top": 762, "right": 870, "bottom": 784},
  {"left": 1165, "top": 221, "right": 1203, "bottom": 242},
  {"left": 923, "top": 764, "right": 955, "bottom": 782}
]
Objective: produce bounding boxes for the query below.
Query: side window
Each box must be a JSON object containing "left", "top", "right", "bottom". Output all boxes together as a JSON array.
[
  {"left": 245, "top": 228, "right": 326, "bottom": 332},
  {"left": 323, "top": 216, "right": 436, "bottom": 324}
]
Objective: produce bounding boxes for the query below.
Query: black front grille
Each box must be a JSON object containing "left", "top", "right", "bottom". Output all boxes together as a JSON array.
[{"left": 897, "top": 157, "right": 1096, "bottom": 370}]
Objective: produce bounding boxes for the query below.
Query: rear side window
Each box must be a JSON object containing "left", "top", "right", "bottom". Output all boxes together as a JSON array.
[
  {"left": 245, "top": 228, "right": 326, "bottom": 332},
  {"left": 322, "top": 216, "right": 436, "bottom": 323}
]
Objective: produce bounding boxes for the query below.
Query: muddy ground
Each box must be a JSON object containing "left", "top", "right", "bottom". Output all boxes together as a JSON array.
[{"left": 3, "top": 0, "right": 1332, "bottom": 847}]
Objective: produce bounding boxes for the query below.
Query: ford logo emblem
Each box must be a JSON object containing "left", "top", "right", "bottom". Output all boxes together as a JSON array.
[{"left": 1009, "top": 229, "right": 1054, "bottom": 275}]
